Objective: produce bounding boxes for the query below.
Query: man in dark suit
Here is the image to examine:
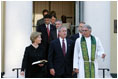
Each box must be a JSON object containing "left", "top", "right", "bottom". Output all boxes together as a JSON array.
[
  {"left": 70, "top": 22, "right": 85, "bottom": 43},
  {"left": 36, "top": 14, "right": 56, "bottom": 59},
  {"left": 48, "top": 26, "right": 74, "bottom": 78},
  {"left": 50, "top": 20, "right": 71, "bottom": 40},
  {"left": 69, "top": 21, "right": 85, "bottom": 78},
  {"left": 50, "top": 20, "right": 61, "bottom": 40},
  {"left": 36, "top": 9, "right": 49, "bottom": 26}
]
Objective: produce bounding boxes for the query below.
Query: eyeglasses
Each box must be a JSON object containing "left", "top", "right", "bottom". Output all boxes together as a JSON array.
[{"left": 82, "top": 30, "right": 89, "bottom": 32}]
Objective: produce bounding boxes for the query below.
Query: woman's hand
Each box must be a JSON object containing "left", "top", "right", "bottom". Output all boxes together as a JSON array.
[
  {"left": 38, "top": 64, "right": 44, "bottom": 67},
  {"left": 20, "top": 71, "right": 25, "bottom": 76},
  {"left": 50, "top": 68, "right": 55, "bottom": 76}
]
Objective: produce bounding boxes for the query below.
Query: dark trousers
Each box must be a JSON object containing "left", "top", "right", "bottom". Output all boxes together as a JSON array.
[
  {"left": 49, "top": 67, "right": 73, "bottom": 78},
  {"left": 54, "top": 74, "right": 72, "bottom": 78},
  {"left": 72, "top": 73, "right": 77, "bottom": 78}
]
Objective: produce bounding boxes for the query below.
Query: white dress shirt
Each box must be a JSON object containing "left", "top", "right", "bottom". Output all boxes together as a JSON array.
[
  {"left": 45, "top": 24, "right": 50, "bottom": 31},
  {"left": 57, "top": 29, "right": 59, "bottom": 37},
  {"left": 59, "top": 37, "right": 67, "bottom": 53},
  {"left": 79, "top": 32, "right": 82, "bottom": 37}
]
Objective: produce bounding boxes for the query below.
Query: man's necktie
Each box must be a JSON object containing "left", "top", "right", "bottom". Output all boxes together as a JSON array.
[
  {"left": 62, "top": 39, "right": 66, "bottom": 56},
  {"left": 47, "top": 25, "right": 50, "bottom": 39}
]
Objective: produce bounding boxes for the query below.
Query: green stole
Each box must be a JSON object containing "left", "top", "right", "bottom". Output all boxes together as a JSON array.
[{"left": 81, "top": 35, "right": 96, "bottom": 78}]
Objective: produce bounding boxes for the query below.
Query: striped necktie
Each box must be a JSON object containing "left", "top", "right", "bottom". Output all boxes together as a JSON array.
[
  {"left": 47, "top": 24, "right": 50, "bottom": 39},
  {"left": 62, "top": 39, "right": 66, "bottom": 56}
]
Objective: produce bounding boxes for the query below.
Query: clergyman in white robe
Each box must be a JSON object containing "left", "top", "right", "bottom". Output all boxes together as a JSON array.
[{"left": 73, "top": 36, "right": 105, "bottom": 78}]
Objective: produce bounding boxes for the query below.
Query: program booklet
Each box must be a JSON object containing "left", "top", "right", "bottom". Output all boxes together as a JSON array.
[{"left": 32, "top": 60, "right": 48, "bottom": 65}]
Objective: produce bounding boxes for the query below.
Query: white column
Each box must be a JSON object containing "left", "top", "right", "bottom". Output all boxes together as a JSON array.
[
  {"left": 4, "top": 1, "right": 32, "bottom": 78},
  {"left": 75, "top": 1, "right": 80, "bottom": 33},
  {"left": 84, "top": 1, "right": 111, "bottom": 77}
]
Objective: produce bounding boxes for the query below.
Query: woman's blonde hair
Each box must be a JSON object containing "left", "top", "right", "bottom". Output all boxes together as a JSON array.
[{"left": 30, "top": 32, "right": 41, "bottom": 43}]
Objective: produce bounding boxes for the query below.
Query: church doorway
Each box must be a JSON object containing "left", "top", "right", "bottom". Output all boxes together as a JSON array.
[{"left": 33, "top": 1, "right": 75, "bottom": 34}]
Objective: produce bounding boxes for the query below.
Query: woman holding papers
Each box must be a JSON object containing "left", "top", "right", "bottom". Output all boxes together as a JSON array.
[{"left": 20, "top": 32, "right": 47, "bottom": 78}]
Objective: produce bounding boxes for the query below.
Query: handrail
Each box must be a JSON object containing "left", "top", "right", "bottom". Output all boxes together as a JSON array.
[
  {"left": 12, "top": 68, "right": 21, "bottom": 78},
  {"left": 98, "top": 68, "right": 110, "bottom": 78},
  {"left": 11, "top": 68, "right": 110, "bottom": 78}
]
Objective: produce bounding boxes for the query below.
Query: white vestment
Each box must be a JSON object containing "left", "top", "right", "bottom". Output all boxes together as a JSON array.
[{"left": 73, "top": 36, "right": 105, "bottom": 78}]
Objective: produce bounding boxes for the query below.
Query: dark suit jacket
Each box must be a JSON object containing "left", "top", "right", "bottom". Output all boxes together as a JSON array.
[
  {"left": 67, "top": 29, "right": 71, "bottom": 38},
  {"left": 50, "top": 29, "right": 57, "bottom": 40},
  {"left": 36, "top": 24, "right": 56, "bottom": 59},
  {"left": 70, "top": 33, "right": 80, "bottom": 43},
  {"left": 36, "top": 18, "right": 45, "bottom": 26},
  {"left": 48, "top": 38, "right": 74, "bottom": 76}
]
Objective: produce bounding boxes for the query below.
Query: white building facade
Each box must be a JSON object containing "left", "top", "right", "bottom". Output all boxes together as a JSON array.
[{"left": 1, "top": 1, "right": 117, "bottom": 78}]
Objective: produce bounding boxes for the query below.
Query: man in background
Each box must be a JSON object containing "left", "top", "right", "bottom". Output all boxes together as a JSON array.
[
  {"left": 36, "top": 9, "right": 49, "bottom": 26},
  {"left": 51, "top": 20, "right": 71, "bottom": 40},
  {"left": 70, "top": 22, "right": 85, "bottom": 43},
  {"left": 61, "top": 15, "right": 71, "bottom": 38},
  {"left": 50, "top": 15, "right": 57, "bottom": 26},
  {"left": 70, "top": 21, "right": 85, "bottom": 78},
  {"left": 36, "top": 14, "right": 56, "bottom": 59},
  {"left": 50, "top": 20, "right": 62, "bottom": 40}
]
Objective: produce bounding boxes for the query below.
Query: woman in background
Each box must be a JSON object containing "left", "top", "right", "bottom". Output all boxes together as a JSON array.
[{"left": 20, "top": 32, "right": 47, "bottom": 78}]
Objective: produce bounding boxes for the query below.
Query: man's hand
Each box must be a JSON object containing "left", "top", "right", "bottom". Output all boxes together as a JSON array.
[
  {"left": 74, "top": 68, "right": 79, "bottom": 73},
  {"left": 20, "top": 71, "right": 25, "bottom": 76},
  {"left": 50, "top": 68, "right": 55, "bottom": 76},
  {"left": 38, "top": 64, "right": 44, "bottom": 67},
  {"left": 102, "top": 54, "right": 106, "bottom": 58}
]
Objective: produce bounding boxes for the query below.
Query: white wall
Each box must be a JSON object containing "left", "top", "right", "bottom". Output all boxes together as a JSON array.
[
  {"left": 110, "top": 1, "right": 117, "bottom": 73},
  {"left": 4, "top": 1, "right": 32, "bottom": 78},
  {"left": 84, "top": 1, "right": 111, "bottom": 77},
  {"left": 75, "top": 1, "right": 80, "bottom": 33}
]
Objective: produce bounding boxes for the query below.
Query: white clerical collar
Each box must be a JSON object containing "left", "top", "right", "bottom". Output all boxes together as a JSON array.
[{"left": 85, "top": 36, "right": 91, "bottom": 39}]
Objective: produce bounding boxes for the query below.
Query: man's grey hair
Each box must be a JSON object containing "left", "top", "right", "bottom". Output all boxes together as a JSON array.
[
  {"left": 83, "top": 24, "right": 92, "bottom": 31},
  {"left": 55, "top": 20, "right": 62, "bottom": 24},
  {"left": 58, "top": 26, "right": 67, "bottom": 32}
]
